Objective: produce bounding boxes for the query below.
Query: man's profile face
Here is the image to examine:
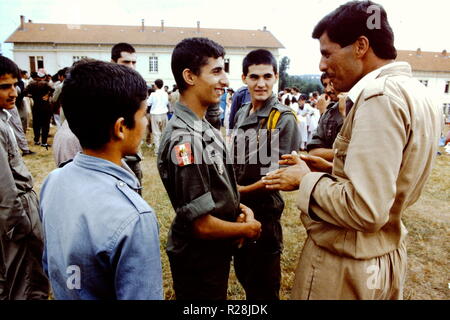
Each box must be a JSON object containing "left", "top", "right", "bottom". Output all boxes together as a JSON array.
[
  {"left": 123, "top": 100, "right": 148, "bottom": 155},
  {"left": 194, "top": 57, "right": 229, "bottom": 106},
  {"left": 322, "top": 77, "right": 339, "bottom": 102},
  {"left": 318, "top": 32, "right": 361, "bottom": 92},
  {"left": 243, "top": 64, "right": 278, "bottom": 106},
  {"left": 117, "top": 51, "right": 137, "bottom": 69},
  {"left": 0, "top": 74, "right": 18, "bottom": 110}
]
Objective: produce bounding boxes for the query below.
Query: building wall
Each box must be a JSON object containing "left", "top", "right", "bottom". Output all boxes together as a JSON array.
[
  {"left": 413, "top": 71, "right": 450, "bottom": 122},
  {"left": 12, "top": 43, "right": 279, "bottom": 91}
]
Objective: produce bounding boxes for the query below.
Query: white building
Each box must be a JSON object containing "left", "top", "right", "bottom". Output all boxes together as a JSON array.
[
  {"left": 5, "top": 16, "right": 284, "bottom": 90},
  {"left": 396, "top": 49, "right": 450, "bottom": 123}
]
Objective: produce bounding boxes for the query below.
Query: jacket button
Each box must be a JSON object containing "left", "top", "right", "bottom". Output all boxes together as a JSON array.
[{"left": 119, "top": 182, "right": 125, "bottom": 187}]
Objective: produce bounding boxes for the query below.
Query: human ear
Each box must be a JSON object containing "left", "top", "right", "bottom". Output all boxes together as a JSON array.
[
  {"left": 354, "top": 36, "right": 370, "bottom": 58},
  {"left": 182, "top": 68, "right": 196, "bottom": 87},
  {"left": 241, "top": 74, "right": 247, "bottom": 84},
  {"left": 113, "top": 117, "right": 126, "bottom": 141}
]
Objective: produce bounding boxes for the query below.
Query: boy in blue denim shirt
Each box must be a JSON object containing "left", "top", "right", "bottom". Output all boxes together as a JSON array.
[{"left": 39, "top": 60, "right": 163, "bottom": 299}]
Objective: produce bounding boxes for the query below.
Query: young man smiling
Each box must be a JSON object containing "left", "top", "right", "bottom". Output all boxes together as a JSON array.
[
  {"left": 158, "top": 37, "right": 261, "bottom": 300},
  {"left": 231, "top": 49, "right": 300, "bottom": 300}
]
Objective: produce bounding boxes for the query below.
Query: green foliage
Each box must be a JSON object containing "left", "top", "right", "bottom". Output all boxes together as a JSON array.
[
  {"left": 278, "top": 56, "right": 324, "bottom": 95},
  {"left": 287, "top": 75, "right": 324, "bottom": 96},
  {"left": 278, "top": 56, "right": 290, "bottom": 92}
]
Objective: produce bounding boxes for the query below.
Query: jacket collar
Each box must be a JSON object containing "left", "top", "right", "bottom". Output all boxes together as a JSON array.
[
  {"left": 348, "top": 62, "right": 411, "bottom": 103},
  {"left": 237, "top": 94, "right": 278, "bottom": 128},
  {"left": 73, "top": 153, "right": 140, "bottom": 190},
  {"left": 0, "top": 109, "right": 12, "bottom": 122},
  {"left": 174, "top": 101, "right": 211, "bottom": 133}
]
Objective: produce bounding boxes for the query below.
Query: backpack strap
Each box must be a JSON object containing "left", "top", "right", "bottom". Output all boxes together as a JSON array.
[{"left": 267, "top": 108, "right": 298, "bottom": 130}]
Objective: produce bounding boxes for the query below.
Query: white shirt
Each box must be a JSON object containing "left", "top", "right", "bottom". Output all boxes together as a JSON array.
[
  {"left": 147, "top": 89, "right": 169, "bottom": 115},
  {"left": 290, "top": 102, "right": 299, "bottom": 114},
  {"left": 348, "top": 62, "right": 409, "bottom": 103}
]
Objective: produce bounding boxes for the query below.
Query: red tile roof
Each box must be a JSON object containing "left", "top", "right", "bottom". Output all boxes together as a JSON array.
[
  {"left": 5, "top": 22, "right": 284, "bottom": 49},
  {"left": 396, "top": 49, "right": 450, "bottom": 73}
]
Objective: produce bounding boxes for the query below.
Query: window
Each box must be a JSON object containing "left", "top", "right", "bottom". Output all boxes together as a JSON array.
[
  {"left": 73, "top": 56, "right": 87, "bottom": 63},
  {"left": 149, "top": 56, "right": 158, "bottom": 73},
  {"left": 443, "top": 104, "right": 450, "bottom": 123},
  {"left": 445, "top": 81, "right": 449, "bottom": 94},
  {"left": 29, "top": 56, "right": 44, "bottom": 72},
  {"left": 224, "top": 58, "right": 230, "bottom": 73}
]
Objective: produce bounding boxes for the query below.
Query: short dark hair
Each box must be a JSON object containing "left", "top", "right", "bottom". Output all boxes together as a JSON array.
[
  {"left": 171, "top": 37, "right": 225, "bottom": 93},
  {"left": 61, "top": 60, "right": 147, "bottom": 150},
  {"left": 111, "top": 42, "right": 136, "bottom": 62},
  {"left": 58, "top": 67, "right": 68, "bottom": 78},
  {"left": 0, "top": 56, "right": 20, "bottom": 79},
  {"left": 154, "top": 79, "right": 163, "bottom": 89},
  {"left": 312, "top": 1, "right": 396, "bottom": 60},
  {"left": 243, "top": 49, "right": 278, "bottom": 76}
]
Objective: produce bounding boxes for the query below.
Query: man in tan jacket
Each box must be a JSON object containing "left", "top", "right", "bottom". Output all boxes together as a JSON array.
[{"left": 263, "top": 1, "right": 442, "bottom": 299}]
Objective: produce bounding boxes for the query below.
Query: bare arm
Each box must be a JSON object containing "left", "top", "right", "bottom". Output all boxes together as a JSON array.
[
  {"left": 193, "top": 204, "right": 261, "bottom": 240},
  {"left": 308, "top": 148, "right": 335, "bottom": 162}
]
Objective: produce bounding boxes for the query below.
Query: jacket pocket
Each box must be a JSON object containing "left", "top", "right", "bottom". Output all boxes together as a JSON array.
[{"left": 333, "top": 133, "right": 350, "bottom": 178}]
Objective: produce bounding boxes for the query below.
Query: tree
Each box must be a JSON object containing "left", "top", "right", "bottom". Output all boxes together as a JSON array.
[{"left": 278, "top": 56, "right": 290, "bottom": 92}]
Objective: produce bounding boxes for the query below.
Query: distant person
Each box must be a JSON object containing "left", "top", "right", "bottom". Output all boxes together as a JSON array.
[
  {"left": 228, "top": 86, "right": 251, "bottom": 129},
  {"left": 0, "top": 55, "right": 49, "bottom": 300},
  {"left": 168, "top": 84, "right": 180, "bottom": 116},
  {"left": 111, "top": 42, "right": 137, "bottom": 69},
  {"left": 52, "top": 119, "right": 82, "bottom": 167},
  {"left": 147, "top": 78, "right": 169, "bottom": 155},
  {"left": 111, "top": 42, "right": 143, "bottom": 188},
  {"left": 297, "top": 94, "right": 313, "bottom": 150},
  {"left": 25, "top": 77, "right": 54, "bottom": 149},
  {"left": 263, "top": 0, "right": 442, "bottom": 300},
  {"left": 50, "top": 67, "right": 68, "bottom": 127},
  {"left": 307, "top": 72, "right": 346, "bottom": 161},
  {"left": 40, "top": 60, "right": 163, "bottom": 300},
  {"left": 157, "top": 37, "right": 261, "bottom": 300}
]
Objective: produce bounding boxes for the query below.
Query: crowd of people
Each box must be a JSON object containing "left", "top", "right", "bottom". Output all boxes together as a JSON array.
[{"left": 0, "top": 0, "right": 445, "bottom": 301}]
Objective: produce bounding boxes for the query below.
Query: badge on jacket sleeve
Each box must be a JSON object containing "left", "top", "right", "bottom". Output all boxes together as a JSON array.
[{"left": 174, "top": 143, "right": 193, "bottom": 166}]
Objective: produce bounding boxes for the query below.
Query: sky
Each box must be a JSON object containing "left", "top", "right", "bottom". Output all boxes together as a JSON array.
[{"left": 1, "top": 0, "right": 449, "bottom": 75}]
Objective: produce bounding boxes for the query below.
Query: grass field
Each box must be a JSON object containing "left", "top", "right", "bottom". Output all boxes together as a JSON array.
[{"left": 23, "top": 125, "right": 449, "bottom": 300}]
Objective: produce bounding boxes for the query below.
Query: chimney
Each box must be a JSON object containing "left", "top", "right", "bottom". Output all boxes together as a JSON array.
[
  {"left": 442, "top": 49, "right": 447, "bottom": 57},
  {"left": 20, "top": 15, "right": 24, "bottom": 30},
  {"left": 416, "top": 48, "right": 422, "bottom": 56},
  {"left": 141, "top": 19, "right": 144, "bottom": 32},
  {"left": 197, "top": 21, "right": 200, "bottom": 33},
  {"left": 161, "top": 20, "right": 164, "bottom": 32},
  {"left": 263, "top": 26, "right": 267, "bottom": 32}
]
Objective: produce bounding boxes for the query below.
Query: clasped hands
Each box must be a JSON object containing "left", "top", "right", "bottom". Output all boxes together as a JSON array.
[
  {"left": 261, "top": 151, "right": 332, "bottom": 191},
  {"left": 236, "top": 203, "right": 261, "bottom": 240}
]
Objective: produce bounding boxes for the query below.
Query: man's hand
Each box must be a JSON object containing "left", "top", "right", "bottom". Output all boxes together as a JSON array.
[
  {"left": 238, "top": 203, "right": 261, "bottom": 240},
  {"left": 317, "top": 93, "right": 330, "bottom": 115},
  {"left": 300, "top": 154, "right": 333, "bottom": 173},
  {"left": 262, "top": 152, "right": 311, "bottom": 191}
]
